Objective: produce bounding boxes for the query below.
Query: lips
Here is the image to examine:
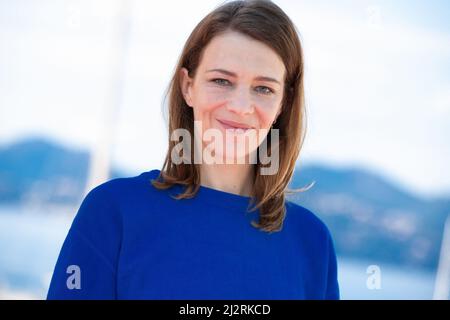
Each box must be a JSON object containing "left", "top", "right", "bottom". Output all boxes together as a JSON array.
[{"left": 216, "top": 118, "right": 253, "bottom": 130}]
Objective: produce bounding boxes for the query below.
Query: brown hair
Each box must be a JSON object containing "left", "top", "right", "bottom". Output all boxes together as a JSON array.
[{"left": 152, "top": 0, "right": 312, "bottom": 233}]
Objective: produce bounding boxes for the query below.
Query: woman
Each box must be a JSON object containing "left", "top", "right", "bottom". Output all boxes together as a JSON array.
[{"left": 47, "top": 0, "right": 340, "bottom": 299}]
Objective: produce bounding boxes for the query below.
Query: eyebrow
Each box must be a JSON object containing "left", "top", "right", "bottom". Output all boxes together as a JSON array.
[{"left": 206, "top": 68, "right": 282, "bottom": 85}]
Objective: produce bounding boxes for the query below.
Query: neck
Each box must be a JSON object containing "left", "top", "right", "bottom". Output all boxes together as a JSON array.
[{"left": 199, "top": 164, "right": 255, "bottom": 197}]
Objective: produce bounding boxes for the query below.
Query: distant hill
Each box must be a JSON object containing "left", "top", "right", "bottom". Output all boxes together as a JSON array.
[
  {"left": 0, "top": 137, "right": 127, "bottom": 205},
  {"left": 288, "top": 164, "right": 449, "bottom": 271},
  {"left": 0, "top": 137, "right": 448, "bottom": 271}
]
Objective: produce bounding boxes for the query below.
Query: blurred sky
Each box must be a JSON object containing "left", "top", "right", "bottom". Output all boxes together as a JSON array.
[{"left": 0, "top": 0, "right": 449, "bottom": 198}]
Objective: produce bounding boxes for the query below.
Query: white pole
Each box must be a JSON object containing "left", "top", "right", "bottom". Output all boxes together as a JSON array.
[
  {"left": 84, "top": 0, "right": 132, "bottom": 196},
  {"left": 433, "top": 214, "right": 450, "bottom": 300}
]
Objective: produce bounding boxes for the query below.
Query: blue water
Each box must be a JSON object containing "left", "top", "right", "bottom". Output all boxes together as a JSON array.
[
  {"left": 0, "top": 205, "right": 74, "bottom": 298},
  {"left": 0, "top": 205, "right": 437, "bottom": 299},
  {"left": 338, "top": 257, "right": 435, "bottom": 299}
]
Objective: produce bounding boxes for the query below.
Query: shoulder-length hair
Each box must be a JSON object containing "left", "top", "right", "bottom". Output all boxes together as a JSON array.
[{"left": 152, "top": 0, "right": 312, "bottom": 233}]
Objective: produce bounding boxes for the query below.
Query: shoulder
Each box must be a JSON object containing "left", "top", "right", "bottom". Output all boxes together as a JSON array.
[
  {"left": 84, "top": 169, "right": 162, "bottom": 202},
  {"left": 285, "top": 199, "right": 333, "bottom": 243},
  {"left": 92, "top": 168, "right": 161, "bottom": 191},
  {"left": 73, "top": 169, "right": 163, "bottom": 224}
]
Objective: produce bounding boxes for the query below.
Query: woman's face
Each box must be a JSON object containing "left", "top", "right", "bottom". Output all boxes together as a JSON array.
[{"left": 180, "top": 30, "right": 285, "bottom": 163}]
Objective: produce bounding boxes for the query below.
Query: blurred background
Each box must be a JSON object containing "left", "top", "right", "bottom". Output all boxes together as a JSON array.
[{"left": 0, "top": 0, "right": 449, "bottom": 299}]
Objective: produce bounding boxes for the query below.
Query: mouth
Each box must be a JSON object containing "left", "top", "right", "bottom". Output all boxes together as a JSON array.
[{"left": 216, "top": 118, "right": 253, "bottom": 132}]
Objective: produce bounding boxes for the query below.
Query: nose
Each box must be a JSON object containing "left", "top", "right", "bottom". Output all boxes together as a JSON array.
[{"left": 226, "top": 86, "right": 255, "bottom": 115}]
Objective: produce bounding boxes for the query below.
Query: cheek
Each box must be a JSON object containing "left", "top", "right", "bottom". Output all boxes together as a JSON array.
[
  {"left": 192, "top": 88, "right": 226, "bottom": 115},
  {"left": 191, "top": 93, "right": 226, "bottom": 130},
  {"left": 255, "top": 102, "right": 281, "bottom": 128}
]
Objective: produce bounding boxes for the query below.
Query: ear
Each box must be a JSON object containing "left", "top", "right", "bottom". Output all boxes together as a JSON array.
[{"left": 180, "top": 67, "right": 194, "bottom": 108}]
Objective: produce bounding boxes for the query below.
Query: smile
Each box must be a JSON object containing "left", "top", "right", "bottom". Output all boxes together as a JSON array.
[{"left": 216, "top": 118, "right": 253, "bottom": 132}]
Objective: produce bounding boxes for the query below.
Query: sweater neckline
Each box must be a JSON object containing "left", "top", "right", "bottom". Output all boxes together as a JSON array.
[
  {"left": 144, "top": 169, "right": 257, "bottom": 213},
  {"left": 196, "top": 182, "right": 255, "bottom": 212}
]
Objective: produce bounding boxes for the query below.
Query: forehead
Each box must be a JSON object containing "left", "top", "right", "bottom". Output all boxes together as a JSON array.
[{"left": 198, "top": 31, "right": 285, "bottom": 80}]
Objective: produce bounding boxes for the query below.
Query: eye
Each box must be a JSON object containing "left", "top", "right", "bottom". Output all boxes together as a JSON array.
[
  {"left": 211, "top": 78, "right": 231, "bottom": 86},
  {"left": 255, "top": 86, "right": 274, "bottom": 95}
]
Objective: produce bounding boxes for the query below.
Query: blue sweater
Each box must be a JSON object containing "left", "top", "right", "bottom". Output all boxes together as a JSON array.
[{"left": 47, "top": 169, "right": 339, "bottom": 299}]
